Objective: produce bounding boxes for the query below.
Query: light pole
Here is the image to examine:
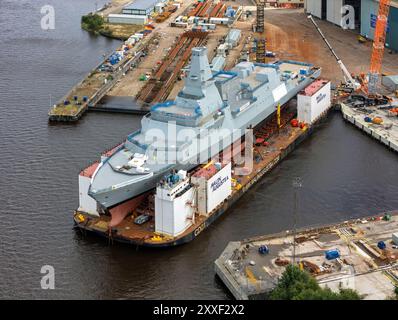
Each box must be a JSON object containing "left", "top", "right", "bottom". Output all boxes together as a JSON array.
[{"left": 292, "top": 177, "right": 302, "bottom": 265}]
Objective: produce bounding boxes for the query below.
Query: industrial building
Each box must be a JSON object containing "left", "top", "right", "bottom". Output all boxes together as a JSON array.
[
  {"left": 108, "top": 14, "right": 148, "bottom": 25},
  {"left": 268, "top": 0, "right": 305, "bottom": 7},
  {"left": 225, "top": 28, "right": 241, "bottom": 48},
  {"left": 122, "top": 0, "right": 167, "bottom": 16},
  {"left": 305, "top": 0, "right": 398, "bottom": 52},
  {"left": 382, "top": 74, "right": 398, "bottom": 91},
  {"left": 305, "top": 0, "right": 361, "bottom": 27}
]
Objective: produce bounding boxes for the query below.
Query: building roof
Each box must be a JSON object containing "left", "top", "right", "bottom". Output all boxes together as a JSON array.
[
  {"left": 384, "top": 75, "right": 398, "bottom": 84},
  {"left": 123, "top": 0, "right": 158, "bottom": 11},
  {"left": 108, "top": 13, "right": 148, "bottom": 19},
  {"left": 227, "top": 29, "right": 241, "bottom": 42},
  {"left": 301, "top": 79, "right": 329, "bottom": 97}
]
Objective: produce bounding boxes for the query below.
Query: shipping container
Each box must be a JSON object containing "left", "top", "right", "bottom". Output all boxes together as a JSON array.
[{"left": 191, "top": 162, "right": 232, "bottom": 216}]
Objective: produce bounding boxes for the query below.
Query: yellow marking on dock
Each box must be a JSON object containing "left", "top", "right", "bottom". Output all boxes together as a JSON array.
[
  {"left": 245, "top": 267, "right": 257, "bottom": 284},
  {"left": 93, "top": 220, "right": 109, "bottom": 231}
]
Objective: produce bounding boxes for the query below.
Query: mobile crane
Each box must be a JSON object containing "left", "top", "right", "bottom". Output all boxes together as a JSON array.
[{"left": 308, "top": 14, "right": 361, "bottom": 91}]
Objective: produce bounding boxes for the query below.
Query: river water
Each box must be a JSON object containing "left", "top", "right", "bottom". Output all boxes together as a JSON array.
[{"left": 0, "top": 0, "right": 397, "bottom": 299}]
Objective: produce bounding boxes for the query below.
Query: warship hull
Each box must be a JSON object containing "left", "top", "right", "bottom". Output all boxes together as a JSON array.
[
  {"left": 91, "top": 70, "right": 319, "bottom": 209},
  {"left": 89, "top": 47, "right": 321, "bottom": 209}
]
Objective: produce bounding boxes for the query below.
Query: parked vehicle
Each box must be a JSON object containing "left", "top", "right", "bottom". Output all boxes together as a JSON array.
[{"left": 134, "top": 214, "right": 151, "bottom": 225}]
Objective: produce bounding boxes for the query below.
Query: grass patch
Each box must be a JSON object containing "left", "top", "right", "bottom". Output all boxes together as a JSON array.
[
  {"left": 100, "top": 23, "right": 144, "bottom": 40},
  {"left": 50, "top": 104, "right": 82, "bottom": 116}
]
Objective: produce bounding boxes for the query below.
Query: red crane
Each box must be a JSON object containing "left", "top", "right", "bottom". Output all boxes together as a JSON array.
[{"left": 368, "top": 0, "right": 391, "bottom": 95}]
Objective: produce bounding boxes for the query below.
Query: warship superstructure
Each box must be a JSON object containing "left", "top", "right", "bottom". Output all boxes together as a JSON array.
[{"left": 89, "top": 47, "right": 321, "bottom": 208}]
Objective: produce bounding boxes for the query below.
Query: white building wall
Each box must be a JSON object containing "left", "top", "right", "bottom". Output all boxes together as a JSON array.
[
  {"left": 327, "top": 0, "right": 343, "bottom": 26},
  {"left": 306, "top": 0, "right": 322, "bottom": 19},
  {"left": 78, "top": 175, "right": 99, "bottom": 217},
  {"left": 155, "top": 197, "right": 173, "bottom": 235},
  {"left": 191, "top": 176, "right": 207, "bottom": 216},
  {"left": 298, "top": 81, "right": 331, "bottom": 124},
  {"left": 206, "top": 163, "right": 232, "bottom": 214},
  {"left": 173, "top": 188, "right": 195, "bottom": 235},
  {"left": 108, "top": 14, "right": 148, "bottom": 25},
  {"left": 155, "top": 187, "right": 195, "bottom": 237}
]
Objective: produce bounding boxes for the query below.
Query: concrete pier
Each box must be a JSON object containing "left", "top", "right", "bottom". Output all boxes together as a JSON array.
[
  {"left": 341, "top": 102, "right": 398, "bottom": 153},
  {"left": 215, "top": 211, "right": 398, "bottom": 300},
  {"left": 48, "top": 50, "right": 148, "bottom": 122}
]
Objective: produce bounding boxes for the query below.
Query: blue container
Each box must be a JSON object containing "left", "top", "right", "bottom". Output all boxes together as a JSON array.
[
  {"left": 299, "top": 69, "right": 307, "bottom": 75},
  {"left": 83, "top": 96, "right": 88, "bottom": 102},
  {"left": 258, "top": 245, "right": 269, "bottom": 255},
  {"left": 377, "top": 241, "right": 386, "bottom": 250},
  {"left": 325, "top": 249, "right": 340, "bottom": 260},
  {"left": 364, "top": 116, "right": 372, "bottom": 122}
]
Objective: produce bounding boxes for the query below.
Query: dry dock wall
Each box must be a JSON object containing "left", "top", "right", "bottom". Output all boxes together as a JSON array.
[{"left": 215, "top": 242, "right": 249, "bottom": 300}]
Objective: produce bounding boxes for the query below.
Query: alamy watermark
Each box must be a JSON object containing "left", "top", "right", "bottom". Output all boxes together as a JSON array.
[
  {"left": 341, "top": 5, "right": 355, "bottom": 30},
  {"left": 134, "top": 124, "right": 254, "bottom": 176},
  {"left": 40, "top": 5, "right": 55, "bottom": 30},
  {"left": 40, "top": 265, "right": 55, "bottom": 289}
]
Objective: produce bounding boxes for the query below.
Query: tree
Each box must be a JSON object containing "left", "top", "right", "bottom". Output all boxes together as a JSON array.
[
  {"left": 81, "top": 14, "right": 104, "bottom": 33},
  {"left": 269, "top": 265, "right": 361, "bottom": 300}
]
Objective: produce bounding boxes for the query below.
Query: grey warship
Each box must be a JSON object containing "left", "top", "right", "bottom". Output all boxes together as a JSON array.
[{"left": 89, "top": 47, "right": 321, "bottom": 208}]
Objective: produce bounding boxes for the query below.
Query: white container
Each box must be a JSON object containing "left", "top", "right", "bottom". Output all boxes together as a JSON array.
[
  {"left": 155, "top": 178, "right": 195, "bottom": 237},
  {"left": 191, "top": 162, "right": 232, "bottom": 216},
  {"left": 298, "top": 80, "right": 331, "bottom": 124},
  {"left": 393, "top": 233, "right": 398, "bottom": 246},
  {"left": 206, "top": 162, "right": 232, "bottom": 214},
  {"left": 209, "top": 17, "right": 230, "bottom": 25}
]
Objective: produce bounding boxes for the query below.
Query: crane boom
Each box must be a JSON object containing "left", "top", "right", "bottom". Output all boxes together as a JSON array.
[
  {"left": 368, "top": 0, "right": 391, "bottom": 95},
  {"left": 308, "top": 15, "right": 360, "bottom": 90}
]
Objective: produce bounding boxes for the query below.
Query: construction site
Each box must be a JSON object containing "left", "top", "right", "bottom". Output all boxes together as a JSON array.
[
  {"left": 48, "top": 0, "right": 247, "bottom": 120},
  {"left": 215, "top": 211, "right": 398, "bottom": 300},
  {"left": 48, "top": 0, "right": 398, "bottom": 126}
]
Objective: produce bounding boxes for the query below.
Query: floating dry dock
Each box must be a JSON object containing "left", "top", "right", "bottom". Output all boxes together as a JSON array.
[
  {"left": 215, "top": 211, "right": 398, "bottom": 300},
  {"left": 74, "top": 79, "right": 333, "bottom": 248},
  {"left": 74, "top": 122, "right": 312, "bottom": 247}
]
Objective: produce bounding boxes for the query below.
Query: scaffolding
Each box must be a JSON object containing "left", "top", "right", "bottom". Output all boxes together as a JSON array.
[
  {"left": 256, "top": 0, "right": 265, "bottom": 33},
  {"left": 256, "top": 38, "right": 266, "bottom": 64}
]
